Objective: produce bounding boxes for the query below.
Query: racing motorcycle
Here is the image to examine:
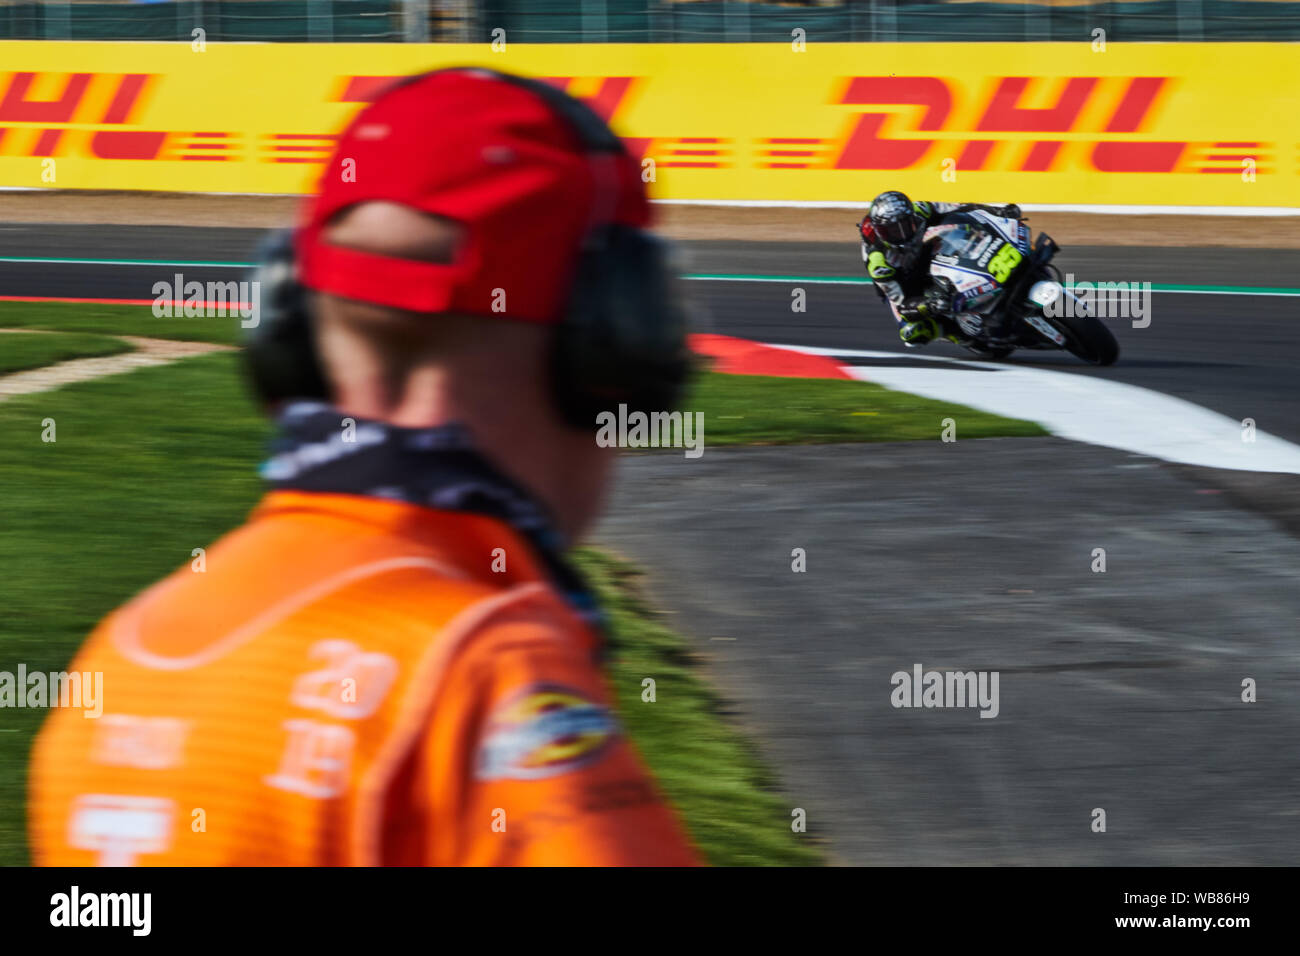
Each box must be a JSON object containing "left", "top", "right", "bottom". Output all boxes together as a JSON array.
[{"left": 914, "top": 209, "right": 1119, "bottom": 366}]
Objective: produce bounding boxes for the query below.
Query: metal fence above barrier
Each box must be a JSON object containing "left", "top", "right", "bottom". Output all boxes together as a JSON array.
[
  {"left": 0, "top": 1, "right": 404, "bottom": 41},
  {"left": 1, "top": 0, "right": 1298, "bottom": 42}
]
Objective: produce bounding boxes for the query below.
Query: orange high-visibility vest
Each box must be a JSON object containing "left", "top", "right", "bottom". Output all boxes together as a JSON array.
[{"left": 29, "top": 491, "right": 699, "bottom": 866}]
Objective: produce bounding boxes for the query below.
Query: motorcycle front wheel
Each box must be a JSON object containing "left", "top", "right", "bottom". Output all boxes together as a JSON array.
[
  {"left": 962, "top": 344, "right": 1015, "bottom": 361},
  {"left": 1054, "top": 312, "right": 1119, "bottom": 366}
]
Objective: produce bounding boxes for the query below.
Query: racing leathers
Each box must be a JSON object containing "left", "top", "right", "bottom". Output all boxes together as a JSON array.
[{"left": 861, "top": 200, "right": 1021, "bottom": 346}]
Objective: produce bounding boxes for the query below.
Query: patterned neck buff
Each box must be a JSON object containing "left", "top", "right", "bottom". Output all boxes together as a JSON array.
[{"left": 261, "top": 401, "right": 606, "bottom": 637}]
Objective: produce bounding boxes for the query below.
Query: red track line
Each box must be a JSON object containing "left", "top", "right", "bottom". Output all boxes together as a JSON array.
[{"left": 0, "top": 296, "right": 252, "bottom": 308}]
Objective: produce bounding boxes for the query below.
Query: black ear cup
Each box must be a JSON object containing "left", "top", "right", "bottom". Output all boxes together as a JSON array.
[
  {"left": 242, "top": 230, "right": 329, "bottom": 406},
  {"left": 550, "top": 225, "right": 693, "bottom": 429}
]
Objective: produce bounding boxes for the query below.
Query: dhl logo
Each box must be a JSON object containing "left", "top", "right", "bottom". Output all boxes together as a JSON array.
[
  {"left": 827, "top": 75, "right": 1270, "bottom": 175},
  {"left": 0, "top": 71, "right": 246, "bottom": 161},
  {"left": 0, "top": 72, "right": 162, "bottom": 159}
]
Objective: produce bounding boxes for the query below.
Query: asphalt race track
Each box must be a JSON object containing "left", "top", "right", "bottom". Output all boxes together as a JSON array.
[
  {"left": 679, "top": 239, "right": 1300, "bottom": 446},
  {"left": 1, "top": 224, "right": 1295, "bottom": 441},
  {"left": 4, "top": 223, "right": 1299, "bottom": 864},
  {"left": 602, "top": 439, "right": 1300, "bottom": 865}
]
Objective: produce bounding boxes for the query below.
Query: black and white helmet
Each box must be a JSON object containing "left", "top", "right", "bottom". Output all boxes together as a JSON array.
[{"left": 868, "top": 191, "right": 924, "bottom": 247}]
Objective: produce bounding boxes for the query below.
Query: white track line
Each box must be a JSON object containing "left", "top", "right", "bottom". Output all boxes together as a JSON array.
[
  {"left": 768, "top": 344, "right": 1300, "bottom": 475},
  {"left": 657, "top": 199, "right": 1300, "bottom": 216}
]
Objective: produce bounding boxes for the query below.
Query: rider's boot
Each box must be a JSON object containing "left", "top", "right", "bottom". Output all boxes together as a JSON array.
[{"left": 898, "top": 316, "right": 940, "bottom": 348}]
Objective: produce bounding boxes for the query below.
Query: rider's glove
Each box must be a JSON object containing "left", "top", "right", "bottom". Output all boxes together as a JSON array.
[
  {"left": 923, "top": 284, "right": 955, "bottom": 318},
  {"left": 999, "top": 203, "right": 1022, "bottom": 220},
  {"left": 897, "top": 295, "right": 930, "bottom": 322},
  {"left": 897, "top": 295, "right": 940, "bottom": 346}
]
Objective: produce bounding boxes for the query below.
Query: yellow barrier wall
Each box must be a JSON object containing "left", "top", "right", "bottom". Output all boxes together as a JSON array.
[{"left": 0, "top": 42, "right": 1295, "bottom": 206}]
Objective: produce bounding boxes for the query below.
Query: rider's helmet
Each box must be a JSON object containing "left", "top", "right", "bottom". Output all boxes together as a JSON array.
[{"left": 868, "top": 191, "right": 924, "bottom": 248}]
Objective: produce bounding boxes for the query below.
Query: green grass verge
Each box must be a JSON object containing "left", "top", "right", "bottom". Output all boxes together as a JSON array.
[
  {"left": 0, "top": 301, "right": 242, "bottom": 346},
  {"left": 0, "top": 331, "right": 135, "bottom": 375},
  {"left": 686, "top": 369, "right": 1046, "bottom": 444}
]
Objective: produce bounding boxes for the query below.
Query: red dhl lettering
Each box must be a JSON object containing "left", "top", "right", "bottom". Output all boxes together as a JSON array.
[{"left": 0, "top": 71, "right": 164, "bottom": 159}]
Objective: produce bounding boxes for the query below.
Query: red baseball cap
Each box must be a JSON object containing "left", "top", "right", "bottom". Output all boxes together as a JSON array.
[{"left": 296, "top": 68, "right": 650, "bottom": 323}]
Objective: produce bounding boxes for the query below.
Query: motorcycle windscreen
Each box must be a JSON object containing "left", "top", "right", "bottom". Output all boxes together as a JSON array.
[
  {"left": 929, "top": 225, "right": 1002, "bottom": 312},
  {"left": 966, "top": 210, "right": 1030, "bottom": 252}
]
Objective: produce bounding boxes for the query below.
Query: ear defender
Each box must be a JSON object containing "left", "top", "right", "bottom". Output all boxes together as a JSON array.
[
  {"left": 242, "top": 230, "right": 329, "bottom": 407},
  {"left": 550, "top": 224, "right": 693, "bottom": 428}
]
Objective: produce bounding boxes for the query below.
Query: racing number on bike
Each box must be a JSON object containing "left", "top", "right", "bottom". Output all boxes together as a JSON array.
[{"left": 987, "top": 243, "right": 1022, "bottom": 283}]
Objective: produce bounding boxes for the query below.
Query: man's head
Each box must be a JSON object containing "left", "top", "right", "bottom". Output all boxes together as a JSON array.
[{"left": 259, "top": 68, "right": 689, "bottom": 541}]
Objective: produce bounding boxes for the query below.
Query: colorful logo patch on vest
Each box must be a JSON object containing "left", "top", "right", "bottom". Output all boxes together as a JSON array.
[{"left": 475, "top": 684, "right": 618, "bottom": 781}]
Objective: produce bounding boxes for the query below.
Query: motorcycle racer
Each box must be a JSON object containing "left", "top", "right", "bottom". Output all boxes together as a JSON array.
[{"left": 859, "top": 191, "right": 1021, "bottom": 346}]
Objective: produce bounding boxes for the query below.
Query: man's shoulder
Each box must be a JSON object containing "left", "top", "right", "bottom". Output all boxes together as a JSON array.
[
  {"left": 100, "top": 501, "right": 578, "bottom": 668},
  {"left": 309, "top": 556, "right": 594, "bottom": 674},
  {"left": 444, "top": 583, "right": 596, "bottom": 665}
]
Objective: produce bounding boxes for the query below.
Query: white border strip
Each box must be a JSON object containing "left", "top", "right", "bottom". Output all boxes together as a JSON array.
[
  {"left": 657, "top": 199, "right": 1300, "bottom": 216},
  {"left": 2, "top": 186, "right": 1297, "bottom": 217},
  {"left": 768, "top": 343, "right": 1300, "bottom": 475}
]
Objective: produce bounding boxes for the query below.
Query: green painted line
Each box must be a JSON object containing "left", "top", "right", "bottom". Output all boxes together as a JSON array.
[
  {"left": 1, "top": 257, "right": 1298, "bottom": 297},
  {"left": 688, "top": 273, "right": 868, "bottom": 284},
  {"left": 1146, "top": 283, "right": 1300, "bottom": 296},
  {"left": 685, "top": 273, "right": 1300, "bottom": 297}
]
